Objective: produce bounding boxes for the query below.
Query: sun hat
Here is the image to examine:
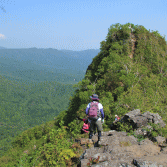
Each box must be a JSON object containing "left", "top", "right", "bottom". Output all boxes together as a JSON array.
[
  {"left": 90, "top": 94, "right": 99, "bottom": 101},
  {"left": 115, "top": 115, "right": 118, "bottom": 117}
]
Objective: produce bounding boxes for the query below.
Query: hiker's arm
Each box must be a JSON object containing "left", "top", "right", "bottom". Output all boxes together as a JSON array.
[
  {"left": 100, "top": 108, "right": 104, "bottom": 119},
  {"left": 85, "top": 103, "right": 90, "bottom": 115},
  {"left": 85, "top": 107, "right": 89, "bottom": 115}
]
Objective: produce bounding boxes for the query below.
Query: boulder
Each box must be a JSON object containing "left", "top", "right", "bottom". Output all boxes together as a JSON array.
[{"left": 121, "top": 109, "right": 166, "bottom": 129}]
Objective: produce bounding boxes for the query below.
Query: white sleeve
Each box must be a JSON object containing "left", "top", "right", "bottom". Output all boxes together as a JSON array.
[
  {"left": 98, "top": 103, "right": 103, "bottom": 110},
  {"left": 87, "top": 103, "right": 90, "bottom": 108}
]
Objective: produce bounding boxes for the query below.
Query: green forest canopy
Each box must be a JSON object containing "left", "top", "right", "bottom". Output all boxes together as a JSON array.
[{"left": 0, "top": 75, "right": 75, "bottom": 157}]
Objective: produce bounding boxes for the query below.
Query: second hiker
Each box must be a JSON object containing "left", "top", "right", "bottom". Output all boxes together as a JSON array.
[{"left": 85, "top": 94, "right": 104, "bottom": 144}]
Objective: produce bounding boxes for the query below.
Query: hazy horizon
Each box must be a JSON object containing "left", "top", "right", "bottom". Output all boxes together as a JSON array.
[{"left": 0, "top": 46, "right": 100, "bottom": 51}]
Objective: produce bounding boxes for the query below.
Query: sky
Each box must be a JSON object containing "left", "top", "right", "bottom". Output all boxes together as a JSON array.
[{"left": 0, "top": 0, "right": 167, "bottom": 51}]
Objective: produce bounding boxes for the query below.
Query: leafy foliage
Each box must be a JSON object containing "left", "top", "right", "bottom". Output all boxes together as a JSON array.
[{"left": 115, "top": 121, "right": 133, "bottom": 133}]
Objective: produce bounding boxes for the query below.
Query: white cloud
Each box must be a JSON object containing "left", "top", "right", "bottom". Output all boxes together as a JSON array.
[{"left": 0, "top": 34, "right": 6, "bottom": 39}]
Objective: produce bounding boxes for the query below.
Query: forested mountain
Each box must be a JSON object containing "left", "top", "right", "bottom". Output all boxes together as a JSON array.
[
  {"left": 0, "top": 23, "right": 166, "bottom": 166},
  {"left": 0, "top": 75, "right": 75, "bottom": 158},
  {"left": 0, "top": 48, "right": 100, "bottom": 84}
]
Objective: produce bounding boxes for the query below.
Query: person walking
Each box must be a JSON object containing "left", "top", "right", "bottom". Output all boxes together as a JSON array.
[
  {"left": 85, "top": 94, "right": 104, "bottom": 145},
  {"left": 77, "top": 116, "right": 90, "bottom": 134},
  {"left": 115, "top": 115, "right": 120, "bottom": 121}
]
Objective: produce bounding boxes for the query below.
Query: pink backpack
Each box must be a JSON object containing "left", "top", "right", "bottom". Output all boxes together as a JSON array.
[{"left": 88, "top": 102, "right": 99, "bottom": 119}]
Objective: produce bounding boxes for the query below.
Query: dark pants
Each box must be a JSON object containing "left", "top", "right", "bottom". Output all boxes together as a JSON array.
[
  {"left": 89, "top": 131, "right": 101, "bottom": 141},
  {"left": 88, "top": 118, "right": 103, "bottom": 141}
]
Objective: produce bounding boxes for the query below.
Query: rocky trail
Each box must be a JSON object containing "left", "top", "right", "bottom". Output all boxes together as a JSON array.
[{"left": 76, "top": 110, "right": 167, "bottom": 167}]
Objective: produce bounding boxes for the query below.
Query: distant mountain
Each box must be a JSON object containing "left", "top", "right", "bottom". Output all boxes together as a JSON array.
[
  {"left": 0, "top": 48, "right": 100, "bottom": 83},
  {"left": 61, "top": 49, "right": 100, "bottom": 59},
  {"left": 0, "top": 46, "right": 6, "bottom": 49},
  {"left": 0, "top": 48, "right": 100, "bottom": 70}
]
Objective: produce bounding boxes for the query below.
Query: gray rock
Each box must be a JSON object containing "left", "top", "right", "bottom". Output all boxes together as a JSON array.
[
  {"left": 125, "top": 109, "right": 141, "bottom": 118},
  {"left": 132, "top": 116, "right": 148, "bottom": 128},
  {"left": 91, "top": 161, "right": 109, "bottom": 167},
  {"left": 120, "top": 163, "right": 132, "bottom": 167},
  {"left": 133, "top": 159, "right": 158, "bottom": 167},
  {"left": 81, "top": 159, "right": 89, "bottom": 166},
  {"left": 161, "top": 147, "right": 167, "bottom": 154},
  {"left": 120, "top": 109, "right": 166, "bottom": 130},
  {"left": 142, "top": 111, "right": 151, "bottom": 116},
  {"left": 91, "top": 161, "right": 133, "bottom": 167},
  {"left": 151, "top": 113, "right": 166, "bottom": 128},
  {"left": 92, "top": 153, "right": 108, "bottom": 162},
  {"left": 142, "top": 111, "right": 153, "bottom": 123},
  {"left": 134, "top": 128, "right": 147, "bottom": 136},
  {"left": 153, "top": 136, "right": 166, "bottom": 145},
  {"left": 145, "top": 125, "right": 153, "bottom": 131},
  {"left": 139, "top": 138, "right": 154, "bottom": 145}
]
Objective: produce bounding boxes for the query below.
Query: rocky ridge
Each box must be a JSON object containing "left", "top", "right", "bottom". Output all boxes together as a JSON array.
[{"left": 77, "top": 110, "right": 167, "bottom": 167}]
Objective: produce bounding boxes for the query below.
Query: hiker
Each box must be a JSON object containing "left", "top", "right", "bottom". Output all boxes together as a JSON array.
[
  {"left": 77, "top": 116, "right": 90, "bottom": 134},
  {"left": 115, "top": 115, "right": 120, "bottom": 121},
  {"left": 85, "top": 94, "right": 104, "bottom": 144}
]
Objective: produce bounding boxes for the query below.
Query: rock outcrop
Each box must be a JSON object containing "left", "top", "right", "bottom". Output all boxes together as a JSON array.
[
  {"left": 111, "top": 109, "right": 166, "bottom": 139},
  {"left": 121, "top": 109, "right": 166, "bottom": 129},
  {"left": 78, "top": 130, "right": 167, "bottom": 167}
]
